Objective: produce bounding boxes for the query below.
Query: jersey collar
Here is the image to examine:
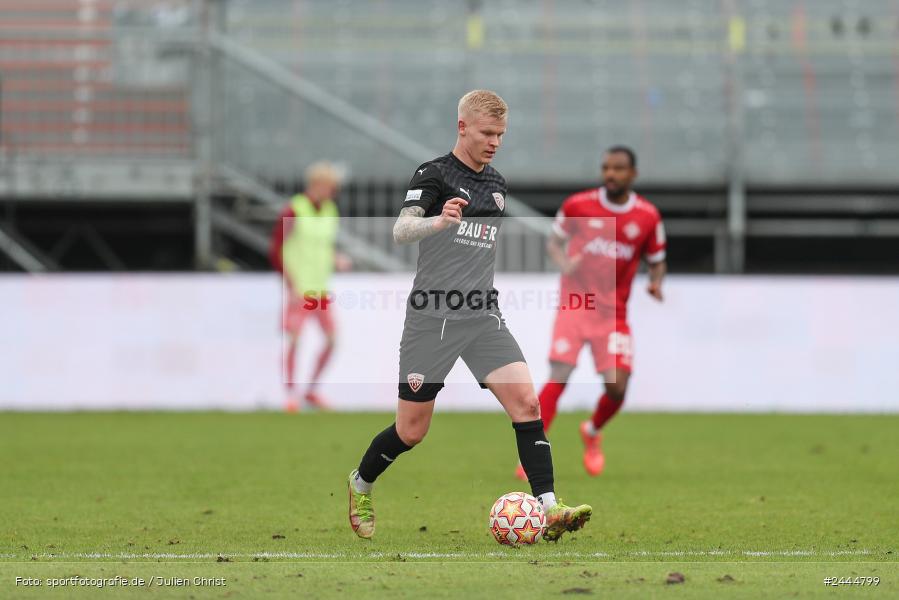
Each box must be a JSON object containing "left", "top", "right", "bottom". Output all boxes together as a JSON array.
[
  {"left": 448, "top": 151, "right": 485, "bottom": 176},
  {"left": 599, "top": 186, "right": 636, "bottom": 213}
]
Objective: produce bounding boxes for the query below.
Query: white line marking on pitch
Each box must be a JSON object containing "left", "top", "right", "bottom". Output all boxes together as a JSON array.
[{"left": 4, "top": 549, "right": 875, "bottom": 561}]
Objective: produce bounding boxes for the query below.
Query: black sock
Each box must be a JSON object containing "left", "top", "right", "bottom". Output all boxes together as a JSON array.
[
  {"left": 357, "top": 423, "right": 413, "bottom": 483},
  {"left": 513, "top": 419, "right": 555, "bottom": 497}
]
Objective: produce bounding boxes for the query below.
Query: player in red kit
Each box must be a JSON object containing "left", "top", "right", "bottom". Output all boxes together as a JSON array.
[{"left": 516, "top": 146, "right": 666, "bottom": 479}]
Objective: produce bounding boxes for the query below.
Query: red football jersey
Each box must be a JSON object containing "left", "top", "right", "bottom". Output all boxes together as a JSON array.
[{"left": 552, "top": 187, "right": 666, "bottom": 321}]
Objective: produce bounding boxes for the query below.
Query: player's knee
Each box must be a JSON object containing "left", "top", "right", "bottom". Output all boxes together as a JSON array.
[
  {"left": 398, "top": 429, "right": 427, "bottom": 446},
  {"left": 396, "top": 421, "right": 429, "bottom": 446},
  {"left": 515, "top": 390, "right": 541, "bottom": 421},
  {"left": 605, "top": 382, "right": 627, "bottom": 402},
  {"left": 549, "top": 362, "right": 574, "bottom": 384}
]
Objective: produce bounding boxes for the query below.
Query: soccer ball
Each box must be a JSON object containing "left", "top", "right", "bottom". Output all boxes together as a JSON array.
[{"left": 488, "top": 491, "right": 545, "bottom": 545}]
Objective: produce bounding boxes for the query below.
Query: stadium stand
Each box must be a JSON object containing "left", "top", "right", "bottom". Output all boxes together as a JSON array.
[
  {"left": 0, "top": 0, "right": 196, "bottom": 201},
  {"left": 1, "top": 0, "right": 898, "bottom": 274},
  {"left": 220, "top": 0, "right": 898, "bottom": 186},
  {"left": 0, "top": 0, "right": 192, "bottom": 158}
]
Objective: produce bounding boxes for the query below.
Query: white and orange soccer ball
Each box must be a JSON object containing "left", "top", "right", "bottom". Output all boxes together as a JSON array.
[{"left": 488, "top": 491, "right": 546, "bottom": 545}]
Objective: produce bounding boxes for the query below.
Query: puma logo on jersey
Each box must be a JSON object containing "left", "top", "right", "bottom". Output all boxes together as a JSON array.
[
  {"left": 418, "top": 167, "right": 427, "bottom": 175},
  {"left": 534, "top": 440, "right": 551, "bottom": 447},
  {"left": 459, "top": 187, "right": 471, "bottom": 200}
]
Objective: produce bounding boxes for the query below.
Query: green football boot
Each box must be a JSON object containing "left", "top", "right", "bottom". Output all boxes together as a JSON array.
[
  {"left": 543, "top": 500, "right": 592, "bottom": 542},
  {"left": 347, "top": 470, "right": 375, "bottom": 539}
]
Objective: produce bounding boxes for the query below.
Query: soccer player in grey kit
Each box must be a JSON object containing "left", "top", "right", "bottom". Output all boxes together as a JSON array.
[{"left": 347, "top": 90, "right": 592, "bottom": 541}]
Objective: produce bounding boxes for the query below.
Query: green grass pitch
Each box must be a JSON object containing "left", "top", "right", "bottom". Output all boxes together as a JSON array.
[{"left": 1, "top": 412, "right": 897, "bottom": 598}]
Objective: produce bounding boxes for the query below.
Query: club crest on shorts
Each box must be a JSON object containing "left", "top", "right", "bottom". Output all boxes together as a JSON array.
[
  {"left": 492, "top": 192, "right": 505, "bottom": 211},
  {"left": 407, "top": 372, "right": 425, "bottom": 393}
]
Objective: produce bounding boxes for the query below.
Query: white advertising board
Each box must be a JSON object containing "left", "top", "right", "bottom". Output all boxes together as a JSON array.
[{"left": 1, "top": 274, "right": 897, "bottom": 413}]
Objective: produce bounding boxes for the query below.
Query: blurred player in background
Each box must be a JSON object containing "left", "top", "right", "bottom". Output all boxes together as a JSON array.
[
  {"left": 346, "top": 90, "right": 591, "bottom": 542},
  {"left": 270, "top": 161, "right": 351, "bottom": 412},
  {"left": 516, "top": 146, "right": 666, "bottom": 479}
]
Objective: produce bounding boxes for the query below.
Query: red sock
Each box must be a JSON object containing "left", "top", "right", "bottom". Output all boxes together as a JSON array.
[
  {"left": 285, "top": 341, "right": 298, "bottom": 388},
  {"left": 309, "top": 343, "right": 334, "bottom": 386},
  {"left": 538, "top": 381, "right": 566, "bottom": 431},
  {"left": 591, "top": 394, "right": 623, "bottom": 430}
]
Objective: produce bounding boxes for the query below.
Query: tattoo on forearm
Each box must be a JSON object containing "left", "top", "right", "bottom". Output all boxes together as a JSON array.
[{"left": 393, "top": 206, "right": 439, "bottom": 244}]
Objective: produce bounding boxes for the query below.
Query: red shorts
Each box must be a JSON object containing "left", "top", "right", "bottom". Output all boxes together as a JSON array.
[
  {"left": 283, "top": 294, "right": 336, "bottom": 335},
  {"left": 548, "top": 310, "right": 632, "bottom": 373}
]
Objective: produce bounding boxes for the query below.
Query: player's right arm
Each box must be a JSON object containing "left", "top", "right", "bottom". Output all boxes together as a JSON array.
[
  {"left": 393, "top": 163, "right": 467, "bottom": 244},
  {"left": 547, "top": 201, "right": 581, "bottom": 275},
  {"left": 393, "top": 199, "right": 468, "bottom": 244}
]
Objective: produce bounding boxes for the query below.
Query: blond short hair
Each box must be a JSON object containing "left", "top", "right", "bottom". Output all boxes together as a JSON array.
[
  {"left": 458, "top": 89, "right": 508, "bottom": 121},
  {"left": 304, "top": 161, "right": 344, "bottom": 185}
]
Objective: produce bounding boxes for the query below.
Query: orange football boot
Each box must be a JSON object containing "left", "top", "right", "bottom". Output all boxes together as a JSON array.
[
  {"left": 514, "top": 462, "right": 527, "bottom": 481},
  {"left": 580, "top": 421, "right": 605, "bottom": 476},
  {"left": 284, "top": 390, "right": 300, "bottom": 413},
  {"left": 304, "top": 390, "right": 331, "bottom": 410}
]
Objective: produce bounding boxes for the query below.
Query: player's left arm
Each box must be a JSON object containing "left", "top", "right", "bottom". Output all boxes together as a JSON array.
[
  {"left": 335, "top": 251, "right": 353, "bottom": 272},
  {"left": 643, "top": 213, "right": 667, "bottom": 302},
  {"left": 647, "top": 260, "right": 666, "bottom": 302},
  {"left": 332, "top": 207, "right": 353, "bottom": 271}
]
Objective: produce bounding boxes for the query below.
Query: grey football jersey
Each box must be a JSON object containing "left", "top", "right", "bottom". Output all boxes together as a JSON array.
[{"left": 401, "top": 152, "right": 508, "bottom": 320}]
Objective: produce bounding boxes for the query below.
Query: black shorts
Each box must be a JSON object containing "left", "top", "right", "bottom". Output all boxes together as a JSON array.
[{"left": 397, "top": 311, "right": 526, "bottom": 401}]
